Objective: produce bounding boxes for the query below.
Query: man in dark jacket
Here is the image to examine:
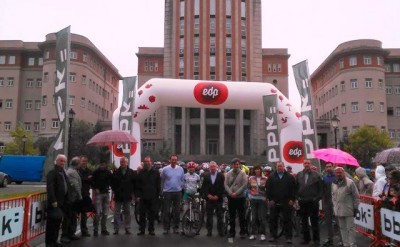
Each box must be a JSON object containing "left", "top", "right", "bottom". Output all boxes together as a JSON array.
[
  {"left": 322, "top": 162, "right": 336, "bottom": 246},
  {"left": 296, "top": 159, "right": 324, "bottom": 245},
  {"left": 111, "top": 157, "right": 137, "bottom": 235},
  {"left": 135, "top": 156, "right": 161, "bottom": 236},
  {"left": 266, "top": 161, "right": 296, "bottom": 244},
  {"left": 201, "top": 161, "right": 225, "bottom": 237},
  {"left": 91, "top": 160, "right": 112, "bottom": 236},
  {"left": 45, "top": 154, "right": 69, "bottom": 247},
  {"left": 78, "top": 155, "right": 92, "bottom": 237}
]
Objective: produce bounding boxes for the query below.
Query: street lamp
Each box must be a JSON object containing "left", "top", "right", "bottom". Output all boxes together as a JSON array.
[
  {"left": 22, "top": 134, "right": 27, "bottom": 155},
  {"left": 331, "top": 115, "right": 340, "bottom": 149},
  {"left": 68, "top": 108, "right": 76, "bottom": 161}
]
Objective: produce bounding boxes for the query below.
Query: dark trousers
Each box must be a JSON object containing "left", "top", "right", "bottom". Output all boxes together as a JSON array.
[
  {"left": 323, "top": 201, "right": 334, "bottom": 240},
  {"left": 61, "top": 203, "right": 77, "bottom": 238},
  {"left": 206, "top": 200, "right": 223, "bottom": 233},
  {"left": 227, "top": 196, "right": 246, "bottom": 237},
  {"left": 299, "top": 200, "right": 320, "bottom": 242},
  {"left": 250, "top": 199, "right": 267, "bottom": 235},
  {"left": 139, "top": 198, "right": 157, "bottom": 232},
  {"left": 162, "top": 191, "right": 182, "bottom": 231},
  {"left": 269, "top": 202, "right": 293, "bottom": 239},
  {"left": 45, "top": 209, "right": 63, "bottom": 245},
  {"left": 80, "top": 212, "right": 89, "bottom": 234}
]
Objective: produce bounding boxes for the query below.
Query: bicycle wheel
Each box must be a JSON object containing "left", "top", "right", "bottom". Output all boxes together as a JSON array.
[
  {"left": 277, "top": 213, "right": 284, "bottom": 238},
  {"left": 182, "top": 209, "right": 201, "bottom": 237},
  {"left": 221, "top": 210, "right": 230, "bottom": 236},
  {"left": 134, "top": 202, "right": 140, "bottom": 225}
]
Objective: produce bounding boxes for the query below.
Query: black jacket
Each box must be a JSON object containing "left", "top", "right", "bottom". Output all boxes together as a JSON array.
[
  {"left": 201, "top": 172, "right": 225, "bottom": 202},
  {"left": 296, "top": 170, "right": 323, "bottom": 202},
  {"left": 78, "top": 167, "right": 92, "bottom": 197},
  {"left": 92, "top": 167, "right": 112, "bottom": 194},
  {"left": 112, "top": 167, "right": 137, "bottom": 202},
  {"left": 266, "top": 171, "right": 296, "bottom": 204},
  {"left": 46, "top": 165, "right": 69, "bottom": 207},
  {"left": 135, "top": 168, "right": 161, "bottom": 200}
]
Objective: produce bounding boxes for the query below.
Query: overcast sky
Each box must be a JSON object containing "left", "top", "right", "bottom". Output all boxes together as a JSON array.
[{"left": 2, "top": 0, "right": 400, "bottom": 104}]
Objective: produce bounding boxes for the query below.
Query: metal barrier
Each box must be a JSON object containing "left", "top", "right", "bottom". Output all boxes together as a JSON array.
[
  {"left": 25, "top": 192, "right": 47, "bottom": 247},
  {"left": 0, "top": 197, "right": 27, "bottom": 247},
  {"left": 354, "top": 195, "right": 381, "bottom": 247}
]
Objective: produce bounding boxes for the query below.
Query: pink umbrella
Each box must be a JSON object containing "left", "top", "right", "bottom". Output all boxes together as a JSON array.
[
  {"left": 312, "top": 148, "right": 360, "bottom": 167},
  {"left": 87, "top": 130, "right": 137, "bottom": 146}
]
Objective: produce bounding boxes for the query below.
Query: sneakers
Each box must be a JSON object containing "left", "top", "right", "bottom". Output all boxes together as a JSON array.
[
  {"left": 260, "top": 234, "right": 266, "bottom": 241},
  {"left": 60, "top": 237, "right": 71, "bottom": 243},
  {"left": 249, "top": 235, "right": 255, "bottom": 240},
  {"left": 228, "top": 237, "right": 234, "bottom": 244}
]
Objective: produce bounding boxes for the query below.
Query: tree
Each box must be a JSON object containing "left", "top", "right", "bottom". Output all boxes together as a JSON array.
[
  {"left": 4, "top": 126, "right": 39, "bottom": 155},
  {"left": 344, "top": 125, "right": 395, "bottom": 167},
  {"left": 34, "top": 136, "right": 56, "bottom": 156}
]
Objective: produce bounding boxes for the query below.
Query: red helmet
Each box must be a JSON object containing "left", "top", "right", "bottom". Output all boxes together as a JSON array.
[{"left": 187, "top": 161, "right": 196, "bottom": 169}]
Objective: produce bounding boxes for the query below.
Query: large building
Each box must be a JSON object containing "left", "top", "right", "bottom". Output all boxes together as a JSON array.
[
  {"left": 0, "top": 33, "right": 122, "bottom": 152},
  {"left": 137, "top": 0, "right": 290, "bottom": 163},
  {"left": 311, "top": 39, "right": 400, "bottom": 147}
]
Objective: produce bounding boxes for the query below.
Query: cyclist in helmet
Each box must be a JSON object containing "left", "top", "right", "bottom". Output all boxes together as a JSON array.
[{"left": 183, "top": 162, "right": 201, "bottom": 212}]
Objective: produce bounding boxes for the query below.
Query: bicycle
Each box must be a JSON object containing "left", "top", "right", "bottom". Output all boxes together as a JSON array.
[
  {"left": 221, "top": 196, "right": 230, "bottom": 236},
  {"left": 181, "top": 193, "right": 202, "bottom": 237},
  {"left": 245, "top": 199, "right": 253, "bottom": 236}
]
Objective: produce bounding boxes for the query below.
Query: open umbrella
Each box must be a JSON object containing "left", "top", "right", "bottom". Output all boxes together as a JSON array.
[
  {"left": 372, "top": 147, "right": 400, "bottom": 164},
  {"left": 87, "top": 130, "right": 137, "bottom": 146},
  {"left": 312, "top": 148, "right": 360, "bottom": 167}
]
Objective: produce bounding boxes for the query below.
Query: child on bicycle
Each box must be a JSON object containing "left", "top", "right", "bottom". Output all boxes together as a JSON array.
[{"left": 183, "top": 162, "right": 201, "bottom": 212}]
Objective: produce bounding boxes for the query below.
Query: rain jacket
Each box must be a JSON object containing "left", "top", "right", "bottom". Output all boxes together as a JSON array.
[
  {"left": 332, "top": 177, "right": 360, "bottom": 217},
  {"left": 372, "top": 165, "right": 386, "bottom": 198},
  {"left": 355, "top": 167, "right": 373, "bottom": 196}
]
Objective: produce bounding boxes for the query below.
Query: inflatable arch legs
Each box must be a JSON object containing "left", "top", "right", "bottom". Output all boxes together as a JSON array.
[{"left": 113, "top": 78, "right": 303, "bottom": 170}]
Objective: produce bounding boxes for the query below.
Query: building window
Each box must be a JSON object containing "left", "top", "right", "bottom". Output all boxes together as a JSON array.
[
  {"left": 24, "top": 122, "right": 31, "bottom": 131},
  {"left": 386, "top": 86, "right": 393, "bottom": 94},
  {"left": 41, "top": 119, "right": 46, "bottom": 129},
  {"left": 27, "top": 79, "right": 34, "bottom": 88},
  {"left": 378, "top": 79, "right": 383, "bottom": 88},
  {"left": 377, "top": 56, "right": 382, "bottom": 66},
  {"left": 69, "top": 73, "right": 76, "bottom": 82},
  {"left": 69, "top": 95, "right": 75, "bottom": 105},
  {"left": 34, "top": 122, "right": 39, "bottom": 132},
  {"left": 81, "top": 97, "right": 86, "bottom": 108},
  {"left": 83, "top": 52, "right": 88, "bottom": 62},
  {"left": 25, "top": 100, "right": 32, "bottom": 110},
  {"left": 5, "top": 99, "right": 13, "bottom": 109},
  {"left": 81, "top": 75, "right": 87, "bottom": 84},
  {"left": 393, "top": 64, "right": 400, "bottom": 72},
  {"left": 70, "top": 51, "right": 77, "bottom": 60},
  {"left": 180, "top": 19, "right": 185, "bottom": 36},
  {"left": 396, "top": 107, "right": 400, "bottom": 117},
  {"left": 385, "top": 64, "right": 391, "bottom": 72},
  {"left": 194, "top": 0, "right": 200, "bottom": 15},
  {"left": 394, "top": 86, "right": 400, "bottom": 94},
  {"left": 341, "top": 104, "right": 346, "bottom": 114},
  {"left": 45, "top": 51, "right": 50, "bottom": 59},
  {"left": 389, "top": 130, "right": 395, "bottom": 139},
  {"left": 4, "top": 122, "right": 11, "bottom": 131},
  {"left": 42, "top": 95, "right": 47, "bottom": 106},
  {"left": 365, "top": 78, "right": 372, "bottom": 88},
  {"left": 366, "top": 101, "right": 374, "bottom": 112},
  {"left": 38, "top": 57, "right": 43, "bottom": 66},
  {"left": 143, "top": 141, "right": 156, "bottom": 152},
  {"left": 0, "top": 55, "right": 5, "bottom": 64},
  {"left": 351, "top": 102, "right": 359, "bottom": 112},
  {"left": 380, "top": 102, "right": 385, "bottom": 112},
  {"left": 7, "top": 77, "right": 14, "bottom": 86},
  {"left": 226, "top": 18, "right": 232, "bottom": 34},
  {"left": 340, "top": 81, "right": 345, "bottom": 91},
  {"left": 210, "top": 0, "right": 216, "bottom": 15},
  {"left": 52, "top": 119, "right": 59, "bottom": 129},
  {"left": 388, "top": 107, "right": 394, "bottom": 116},
  {"left": 241, "top": 1, "right": 246, "bottom": 17},
  {"left": 180, "top": 0, "right": 185, "bottom": 17},
  {"left": 210, "top": 17, "right": 216, "bottom": 34},
  {"left": 339, "top": 59, "right": 344, "bottom": 69},
  {"left": 364, "top": 56, "right": 371, "bottom": 65},
  {"left": 350, "top": 79, "right": 358, "bottom": 89},
  {"left": 35, "top": 100, "right": 41, "bottom": 110},
  {"left": 28, "top": 57, "right": 35, "bottom": 66},
  {"left": 44, "top": 72, "right": 49, "bottom": 83},
  {"left": 36, "top": 79, "right": 42, "bottom": 87},
  {"left": 349, "top": 56, "right": 357, "bottom": 66},
  {"left": 8, "top": 56, "right": 15, "bottom": 64},
  {"left": 0, "top": 77, "right": 3, "bottom": 86},
  {"left": 143, "top": 112, "right": 157, "bottom": 133}
]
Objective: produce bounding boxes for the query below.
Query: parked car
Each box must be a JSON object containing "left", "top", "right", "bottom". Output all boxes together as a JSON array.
[{"left": 0, "top": 171, "right": 10, "bottom": 187}]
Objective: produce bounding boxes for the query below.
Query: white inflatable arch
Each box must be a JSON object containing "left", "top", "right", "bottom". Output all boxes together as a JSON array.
[{"left": 114, "top": 78, "right": 303, "bottom": 169}]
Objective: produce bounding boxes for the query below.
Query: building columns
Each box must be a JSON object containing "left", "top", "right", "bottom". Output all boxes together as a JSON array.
[
  {"left": 200, "top": 108, "right": 206, "bottom": 155},
  {"left": 219, "top": 109, "right": 225, "bottom": 155}
]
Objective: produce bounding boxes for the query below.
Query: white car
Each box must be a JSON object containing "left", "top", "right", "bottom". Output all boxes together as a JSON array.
[{"left": 0, "top": 171, "right": 10, "bottom": 187}]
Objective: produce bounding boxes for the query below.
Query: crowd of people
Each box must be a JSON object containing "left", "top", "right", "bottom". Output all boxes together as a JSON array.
[{"left": 45, "top": 154, "right": 400, "bottom": 247}]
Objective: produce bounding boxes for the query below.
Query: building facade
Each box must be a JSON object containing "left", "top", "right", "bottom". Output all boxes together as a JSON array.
[
  {"left": 0, "top": 33, "right": 121, "bottom": 152},
  {"left": 311, "top": 39, "right": 400, "bottom": 147},
  {"left": 137, "top": 0, "right": 290, "bottom": 163}
]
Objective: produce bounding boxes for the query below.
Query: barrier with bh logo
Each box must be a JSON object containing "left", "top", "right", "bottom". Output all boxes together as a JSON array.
[{"left": 0, "top": 197, "right": 26, "bottom": 247}]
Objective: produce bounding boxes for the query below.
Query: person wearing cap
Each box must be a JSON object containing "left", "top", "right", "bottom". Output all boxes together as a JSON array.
[
  {"left": 286, "top": 165, "right": 296, "bottom": 177},
  {"left": 264, "top": 166, "right": 273, "bottom": 178},
  {"left": 201, "top": 161, "right": 225, "bottom": 237},
  {"left": 224, "top": 158, "right": 248, "bottom": 243},
  {"left": 183, "top": 161, "right": 201, "bottom": 213}
]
